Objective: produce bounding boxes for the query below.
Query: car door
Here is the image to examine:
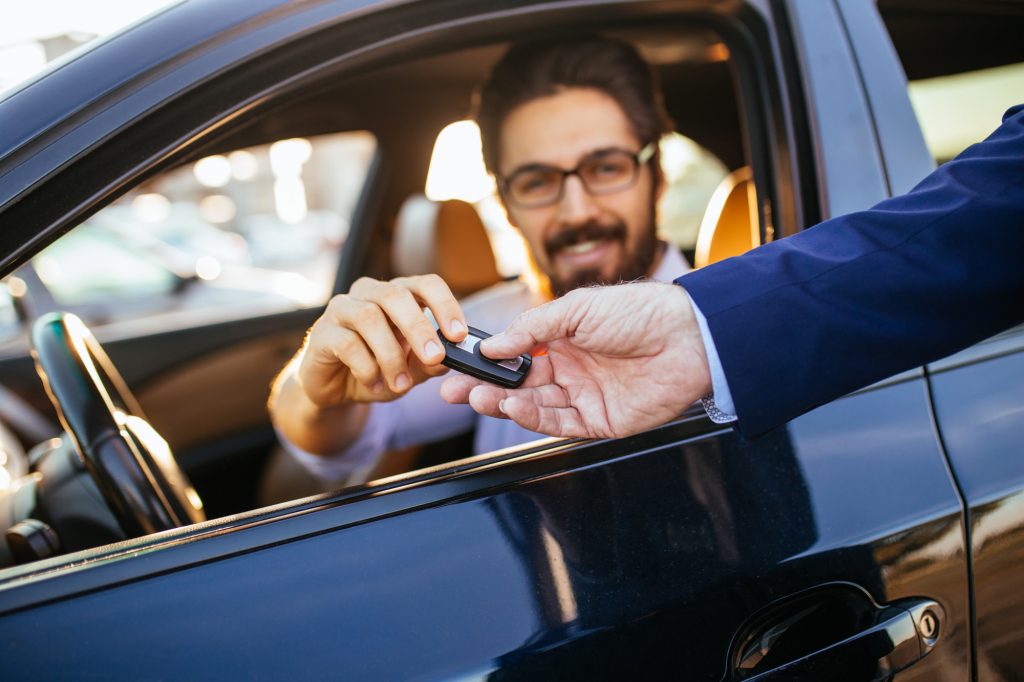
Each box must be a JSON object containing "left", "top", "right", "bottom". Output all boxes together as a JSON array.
[
  {"left": 0, "top": 0, "right": 975, "bottom": 679},
  {"left": 872, "top": 1, "right": 1024, "bottom": 678},
  {"left": 927, "top": 326, "right": 1024, "bottom": 681}
]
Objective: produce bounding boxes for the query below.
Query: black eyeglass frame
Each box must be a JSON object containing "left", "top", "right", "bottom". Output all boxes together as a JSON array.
[{"left": 498, "top": 142, "right": 658, "bottom": 208}]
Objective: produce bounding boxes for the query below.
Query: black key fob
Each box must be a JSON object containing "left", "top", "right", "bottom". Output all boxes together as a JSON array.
[{"left": 438, "top": 326, "right": 532, "bottom": 388}]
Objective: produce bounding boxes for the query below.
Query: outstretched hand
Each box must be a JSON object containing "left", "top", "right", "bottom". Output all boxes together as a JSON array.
[{"left": 439, "top": 282, "right": 712, "bottom": 439}]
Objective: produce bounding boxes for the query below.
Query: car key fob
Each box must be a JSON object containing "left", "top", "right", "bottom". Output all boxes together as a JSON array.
[{"left": 437, "top": 326, "right": 532, "bottom": 388}]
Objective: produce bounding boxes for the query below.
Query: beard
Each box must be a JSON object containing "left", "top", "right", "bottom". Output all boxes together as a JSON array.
[{"left": 544, "top": 218, "right": 660, "bottom": 297}]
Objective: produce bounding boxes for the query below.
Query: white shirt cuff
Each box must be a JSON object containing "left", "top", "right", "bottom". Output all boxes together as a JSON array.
[{"left": 690, "top": 298, "right": 737, "bottom": 423}]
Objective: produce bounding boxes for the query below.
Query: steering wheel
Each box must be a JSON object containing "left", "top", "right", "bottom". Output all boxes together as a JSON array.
[{"left": 31, "top": 312, "right": 205, "bottom": 536}]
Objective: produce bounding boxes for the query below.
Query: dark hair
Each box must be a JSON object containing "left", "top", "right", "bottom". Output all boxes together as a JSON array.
[{"left": 475, "top": 35, "right": 674, "bottom": 176}]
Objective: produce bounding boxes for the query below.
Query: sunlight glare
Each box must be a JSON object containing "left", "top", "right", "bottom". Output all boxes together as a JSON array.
[{"left": 425, "top": 120, "right": 495, "bottom": 203}]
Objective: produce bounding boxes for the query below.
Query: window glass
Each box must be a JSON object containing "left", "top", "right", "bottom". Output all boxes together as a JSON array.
[
  {"left": 19, "top": 131, "right": 376, "bottom": 330},
  {"left": 909, "top": 62, "right": 1024, "bottom": 163},
  {"left": 881, "top": 2, "right": 1024, "bottom": 163},
  {"left": 35, "top": 230, "right": 178, "bottom": 306}
]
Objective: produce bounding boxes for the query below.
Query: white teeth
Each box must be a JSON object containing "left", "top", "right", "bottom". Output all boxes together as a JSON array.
[{"left": 563, "top": 240, "right": 601, "bottom": 255}]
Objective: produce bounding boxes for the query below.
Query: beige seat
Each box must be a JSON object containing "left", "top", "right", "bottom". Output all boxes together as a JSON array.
[
  {"left": 392, "top": 195, "right": 502, "bottom": 297},
  {"left": 694, "top": 166, "right": 759, "bottom": 268}
]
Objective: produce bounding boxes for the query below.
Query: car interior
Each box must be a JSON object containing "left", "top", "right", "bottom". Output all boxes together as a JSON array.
[
  {"left": 0, "top": 20, "right": 766, "bottom": 568},
  {"left": 12, "top": 0, "right": 1019, "bottom": 568},
  {"left": 244, "top": 26, "right": 762, "bottom": 504}
]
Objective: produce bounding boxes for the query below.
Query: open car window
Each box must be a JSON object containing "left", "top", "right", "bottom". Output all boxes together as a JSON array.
[
  {"left": 0, "top": 17, "right": 771, "bottom": 575},
  {"left": 315, "top": 29, "right": 757, "bottom": 494},
  {"left": 4, "top": 131, "right": 376, "bottom": 337}
]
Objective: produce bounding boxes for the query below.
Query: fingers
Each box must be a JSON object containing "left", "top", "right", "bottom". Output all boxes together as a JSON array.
[
  {"left": 390, "top": 274, "right": 467, "bottom": 343},
  {"left": 439, "top": 373, "right": 483, "bottom": 405},
  {"left": 439, "top": 356, "right": 587, "bottom": 438},
  {"left": 479, "top": 289, "right": 585, "bottom": 359},
  {"left": 463, "top": 383, "right": 588, "bottom": 438},
  {"left": 301, "top": 323, "right": 385, "bottom": 403},
  {"left": 468, "top": 385, "right": 511, "bottom": 417},
  {"left": 409, "top": 353, "right": 450, "bottom": 384},
  {"left": 441, "top": 351, "right": 556, "bottom": 405},
  {"left": 312, "top": 274, "right": 462, "bottom": 397},
  {"left": 329, "top": 295, "right": 415, "bottom": 393},
  {"left": 499, "top": 393, "right": 589, "bottom": 439},
  {"left": 351, "top": 275, "right": 464, "bottom": 364}
]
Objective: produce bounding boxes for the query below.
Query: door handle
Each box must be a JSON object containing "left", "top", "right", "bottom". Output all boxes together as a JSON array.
[{"left": 728, "top": 587, "right": 943, "bottom": 681}]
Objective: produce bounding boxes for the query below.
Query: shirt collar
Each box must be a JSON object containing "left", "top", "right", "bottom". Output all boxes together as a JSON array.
[{"left": 650, "top": 240, "right": 691, "bottom": 282}]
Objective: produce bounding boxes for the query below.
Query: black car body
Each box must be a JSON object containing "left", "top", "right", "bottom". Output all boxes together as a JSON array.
[{"left": 0, "top": 0, "right": 1022, "bottom": 679}]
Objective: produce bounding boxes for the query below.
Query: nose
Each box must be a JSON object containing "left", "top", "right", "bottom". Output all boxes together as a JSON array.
[{"left": 556, "top": 174, "right": 601, "bottom": 226}]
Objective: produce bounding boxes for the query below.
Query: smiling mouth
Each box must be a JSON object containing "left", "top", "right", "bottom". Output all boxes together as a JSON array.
[
  {"left": 561, "top": 239, "right": 604, "bottom": 255},
  {"left": 553, "top": 238, "right": 621, "bottom": 272},
  {"left": 545, "top": 222, "right": 626, "bottom": 260}
]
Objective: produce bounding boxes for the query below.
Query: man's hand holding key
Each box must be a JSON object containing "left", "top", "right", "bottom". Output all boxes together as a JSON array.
[
  {"left": 297, "top": 274, "right": 469, "bottom": 406},
  {"left": 440, "top": 281, "right": 713, "bottom": 439}
]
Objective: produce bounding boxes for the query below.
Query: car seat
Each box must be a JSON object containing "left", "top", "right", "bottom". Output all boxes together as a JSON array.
[
  {"left": 391, "top": 194, "right": 502, "bottom": 297},
  {"left": 694, "top": 166, "right": 759, "bottom": 268}
]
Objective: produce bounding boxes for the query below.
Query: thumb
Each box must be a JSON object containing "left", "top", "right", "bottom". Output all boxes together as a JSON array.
[{"left": 480, "top": 291, "right": 584, "bottom": 358}]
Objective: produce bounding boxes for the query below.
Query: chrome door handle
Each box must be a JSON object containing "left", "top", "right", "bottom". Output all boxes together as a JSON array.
[{"left": 729, "top": 589, "right": 943, "bottom": 681}]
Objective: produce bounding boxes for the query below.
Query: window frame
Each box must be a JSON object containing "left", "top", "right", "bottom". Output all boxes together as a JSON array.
[{"left": 0, "top": 0, "right": 809, "bottom": 604}]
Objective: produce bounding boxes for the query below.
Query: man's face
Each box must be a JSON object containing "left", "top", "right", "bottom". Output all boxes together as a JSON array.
[{"left": 498, "top": 87, "right": 661, "bottom": 297}]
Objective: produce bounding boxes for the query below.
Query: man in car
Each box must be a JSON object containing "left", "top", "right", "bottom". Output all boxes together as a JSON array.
[
  {"left": 268, "top": 35, "right": 693, "bottom": 485},
  {"left": 441, "top": 105, "right": 1024, "bottom": 442}
]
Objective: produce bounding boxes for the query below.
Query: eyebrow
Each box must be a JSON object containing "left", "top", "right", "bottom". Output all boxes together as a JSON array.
[{"left": 503, "top": 146, "right": 632, "bottom": 179}]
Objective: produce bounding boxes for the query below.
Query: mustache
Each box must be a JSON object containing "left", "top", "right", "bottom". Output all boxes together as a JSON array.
[{"left": 544, "top": 221, "right": 627, "bottom": 257}]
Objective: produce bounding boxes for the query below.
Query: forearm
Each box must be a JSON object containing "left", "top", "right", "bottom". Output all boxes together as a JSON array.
[
  {"left": 268, "top": 354, "right": 370, "bottom": 456},
  {"left": 681, "top": 104, "right": 1024, "bottom": 436}
]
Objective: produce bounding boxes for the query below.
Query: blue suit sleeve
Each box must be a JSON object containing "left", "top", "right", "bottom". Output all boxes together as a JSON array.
[{"left": 677, "top": 104, "right": 1024, "bottom": 437}]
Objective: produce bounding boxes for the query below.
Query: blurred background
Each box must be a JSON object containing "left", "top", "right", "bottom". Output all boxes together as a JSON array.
[{"left": 0, "top": 1, "right": 381, "bottom": 338}]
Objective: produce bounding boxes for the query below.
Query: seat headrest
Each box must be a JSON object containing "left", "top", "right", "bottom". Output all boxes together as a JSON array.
[
  {"left": 392, "top": 195, "right": 501, "bottom": 297},
  {"left": 694, "top": 166, "right": 759, "bottom": 268}
]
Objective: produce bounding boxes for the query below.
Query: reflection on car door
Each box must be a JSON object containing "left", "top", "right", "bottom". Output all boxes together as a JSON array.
[
  {"left": 927, "top": 327, "right": 1024, "bottom": 678},
  {"left": 0, "top": 380, "right": 970, "bottom": 678}
]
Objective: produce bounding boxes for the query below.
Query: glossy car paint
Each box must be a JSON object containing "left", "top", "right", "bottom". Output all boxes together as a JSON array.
[
  {"left": 0, "top": 0, "right": 1013, "bottom": 679},
  {"left": 928, "top": 327, "right": 1024, "bottom": 679},
  {"left": 0, "top": 382, "right": 967, "bottom": 678}
]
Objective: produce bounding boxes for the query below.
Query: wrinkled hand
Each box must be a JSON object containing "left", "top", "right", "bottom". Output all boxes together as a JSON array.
[
  {"left": 440, "top": 282, "right": 712, "bottom": 439},
  {"left": 297, "top": 274, "right": 467, "bottom": 406}
]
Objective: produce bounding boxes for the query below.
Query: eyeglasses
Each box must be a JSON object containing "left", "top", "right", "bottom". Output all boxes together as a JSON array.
[{"left": 499, "top": 142, "right": 657, "bottom": 209}]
